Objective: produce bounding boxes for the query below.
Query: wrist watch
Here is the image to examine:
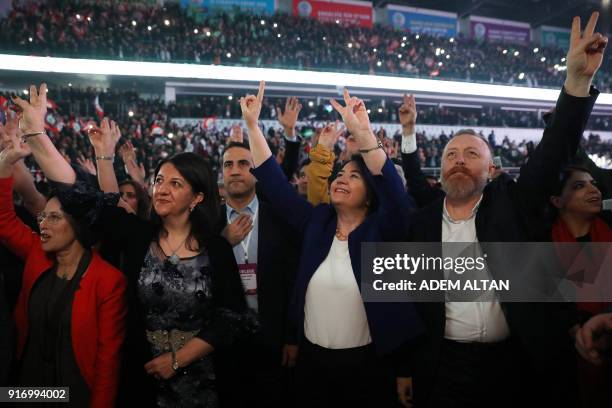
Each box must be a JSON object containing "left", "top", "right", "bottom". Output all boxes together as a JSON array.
[
  {"left": 358, "top": 140, "right": 384, "bottom": 154},
  {"left": 171, "top": 350, "right": 180, "bottom": 371}
]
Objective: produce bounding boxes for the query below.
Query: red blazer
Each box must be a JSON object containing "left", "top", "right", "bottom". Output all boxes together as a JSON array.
[{"left": 0, "top": 177, "right": 127, "bottom": 408}]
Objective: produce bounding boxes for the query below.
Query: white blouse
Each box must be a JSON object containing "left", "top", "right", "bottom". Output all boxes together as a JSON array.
[{"left": 304, "top": 237, "right": 372, "bottom": 349}]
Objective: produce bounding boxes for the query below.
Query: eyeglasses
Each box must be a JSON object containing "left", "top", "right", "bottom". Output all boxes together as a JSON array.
[{"left": 37, "top": 211, "right": 65, "bottom": 225}]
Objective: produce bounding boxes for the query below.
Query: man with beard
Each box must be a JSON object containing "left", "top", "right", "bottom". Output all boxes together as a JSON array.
[
  {"left": 216, "top": 141, "right": 299, "bottom": 407},
  {"left": 396, "top": 12, "right": 607, "bottom": 408}
]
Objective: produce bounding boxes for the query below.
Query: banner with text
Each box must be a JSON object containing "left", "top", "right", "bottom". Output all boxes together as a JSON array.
[
  {"left": 470, "top": 16, "right": 530, "bottom": 44},
  {"left": 293, "top": 0, "right": 373, "bottom": 28},
  {"left": 386, "top": 5, "right": 457, "bottom": 37},
  {"left": 540, "top": 26, "right": 571, "bottom": 50},
  {"left": 181, "top": 0, "right": 277, "bottom": 15}
]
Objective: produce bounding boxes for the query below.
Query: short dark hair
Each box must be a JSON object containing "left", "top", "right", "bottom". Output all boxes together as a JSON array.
[
  {"left": 330, "top": 154, "right": 379, "bottom": 214},
  {"left": 47, "top": 192, "right": 99, "bottom": 249},
  {"left": 221, "top": 142, "right": 252, "bottom": 168},
  {"left": 223, "top": 141, "right": 251, "bottom": 156}
]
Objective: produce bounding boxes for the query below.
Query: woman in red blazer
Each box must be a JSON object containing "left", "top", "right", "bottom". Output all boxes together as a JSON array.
[{"left": 0, "top": 132, "right": 127, "bottom": 408}]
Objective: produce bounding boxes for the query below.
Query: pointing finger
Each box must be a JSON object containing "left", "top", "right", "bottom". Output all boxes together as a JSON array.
[{"left": 257, "top": 80, "right": 265, "bottom": 103}]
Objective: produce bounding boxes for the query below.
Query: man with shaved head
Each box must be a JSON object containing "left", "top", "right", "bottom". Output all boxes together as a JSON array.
[{"left": 396, "top": 12, "right": 608, "bottom": 408}]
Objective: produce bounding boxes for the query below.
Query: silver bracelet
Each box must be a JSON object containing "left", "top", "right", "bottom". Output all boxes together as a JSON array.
[
  {"left": 21, "top": 131, "right": 46, "bottom": 140},
  {"left": 95, "top": 155, "right": 115, "bottom": 161}
]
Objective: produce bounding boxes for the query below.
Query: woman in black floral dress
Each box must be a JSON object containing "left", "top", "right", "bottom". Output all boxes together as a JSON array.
[{"left": 91, "top": 152, "right": 252, "bottom": 407}]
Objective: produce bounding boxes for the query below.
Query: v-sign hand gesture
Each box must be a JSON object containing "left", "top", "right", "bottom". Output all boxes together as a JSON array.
[
  {"left": 565, "top": 12, "right": 608, "bottom": 97},
  {"left": 329, "top": 88, "right": 373, "bottom": 142}
]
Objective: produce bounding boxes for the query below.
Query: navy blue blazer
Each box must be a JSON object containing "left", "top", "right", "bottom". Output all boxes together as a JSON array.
[{"left": 252, "top": 156, "right": 423, "bottom": 355}]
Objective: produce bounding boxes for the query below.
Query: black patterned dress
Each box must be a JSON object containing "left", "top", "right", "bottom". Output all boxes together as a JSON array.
[{"left": 137, "top": 243, "right": 247, "bottom": 408}]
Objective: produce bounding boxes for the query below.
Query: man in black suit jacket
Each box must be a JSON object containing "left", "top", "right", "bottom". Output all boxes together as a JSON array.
[
  {"left": 396, "top": 13, "right": 607, "bottom": 408},
  {"left": 216, "top": 141, "right": 299, "bottom": 407}
]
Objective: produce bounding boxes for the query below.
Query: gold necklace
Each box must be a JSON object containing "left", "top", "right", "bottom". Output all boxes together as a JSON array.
[{"left": 335, "top": 227, "right": 348, "bottom": 241}]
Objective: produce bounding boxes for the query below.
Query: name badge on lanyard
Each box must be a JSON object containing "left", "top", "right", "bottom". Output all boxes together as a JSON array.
[{"left": 239, "top": 263, "right": 257, "bottom": 295}]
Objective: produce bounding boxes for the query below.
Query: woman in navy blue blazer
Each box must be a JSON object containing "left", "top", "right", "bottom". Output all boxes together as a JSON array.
[{"left": 239, "top": 82, "right": 422, "bottom": 407}]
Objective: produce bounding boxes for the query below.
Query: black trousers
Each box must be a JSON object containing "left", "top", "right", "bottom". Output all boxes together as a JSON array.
[
  {"left": 420, "top": 338, "right": 578, "bottom": 408},
  {"left": 216, "top": 339, "right": 293, "bottom": 408},
  {"left": 295, "top": 338, "right": 397, "bottom": 408}
]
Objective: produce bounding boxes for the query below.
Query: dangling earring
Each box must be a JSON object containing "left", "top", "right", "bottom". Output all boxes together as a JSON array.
[{"left": 189, "top": 205, "right": 195, "bottom": 212}]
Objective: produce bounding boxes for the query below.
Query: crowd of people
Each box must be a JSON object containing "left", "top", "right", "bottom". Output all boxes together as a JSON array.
[
  {"left": 2, "top": 85, "right": 612, "bottom": 185},
  {"left": 0, "top": 8, "right": 611, "bottom": 408},
  {"left": 5, "top": 85, "right": 612, "bottom": 131},
  {"left": 1, "top": 1, "right": 611, "bottom": 91}
]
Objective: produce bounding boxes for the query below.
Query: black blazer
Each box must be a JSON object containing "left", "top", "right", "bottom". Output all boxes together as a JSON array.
[
  {"left": 403, "top": 87, "right": 598, "bottom": 404},
  {"left": 218, "top": 199, "right": 300, "bottom": 349}
]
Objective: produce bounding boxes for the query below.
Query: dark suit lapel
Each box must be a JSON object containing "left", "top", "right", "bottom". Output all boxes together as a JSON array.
[
  {"left": 256, "top": 203, "right": 271, "bottom": 287},
  {"left": 220, "top": 203, "right": 229, "bottom": 228},
  {"left": 420, "top": 198, "right": 444, "bottom": 242}
]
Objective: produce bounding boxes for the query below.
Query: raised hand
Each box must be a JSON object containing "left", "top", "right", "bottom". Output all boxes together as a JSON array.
[
  {"left": 11, "top": 84, "right": 47, "bottom": 135},
  {"left": 240, "top": 81, "right": 265, "bottom": 128},
  {"left": 399, "top": 94, "right": 417, "bottom": 131},
  {"left": 119, "top": 141, "right": 137, "bottom": 165},
  {"left": 76, "top": 155, "right": 97, "bottom": 176},
  {"left": 137, "top": 163, "right": 146, "bottom": 182},
  {"left": 329, "top": 89, "right": 373, "bottom": 142},
  {"left": 229, "top": 124, "right": 244, "bottom": 143},
  {"left": 0, "top": 114, "right": 20, "bottom": 147},
  {"left": 0, "top": 124, "right": 31, "bottom": 177},
  {"left": 565, "top": 11, "right": 608, "bottom": 96},
  {"left": 276, "top": 97, "right": 302, "bottom": 137},
  {"left": 331, "top": 88, "right": 386, "bottom": 174},
  {"left": 318, "top": 121, "right": 343, "bottom": 150},
  {"left": 88, "top": 118, "right": 121, "bottom": 156}
]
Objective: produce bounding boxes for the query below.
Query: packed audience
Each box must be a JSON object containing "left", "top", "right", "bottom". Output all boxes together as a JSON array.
[
  {"left": 1, "top": 1, "right": 611, "bottom": 91},
  {"left": 1, "top": 8, "right": 611, "bottom": 408},
  {"left": 2, "top": 85, "right": 611, "bottom": 184},
  {"left": 5, "top": 86, "right": 612, "bottom": 131}
]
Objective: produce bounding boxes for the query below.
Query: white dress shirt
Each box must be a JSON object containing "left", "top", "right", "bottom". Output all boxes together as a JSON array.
[
  {"left": 442, "top": 196, "right": 511, "bottom": 343},
  {"left": 304, "top": 237, "right": 372, "bottom": 349},
  {"left": 226, "top": 195, "right": 259, "bottom": 311}
]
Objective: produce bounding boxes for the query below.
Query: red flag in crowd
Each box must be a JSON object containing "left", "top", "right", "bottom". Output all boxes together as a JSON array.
[
  {"left": 202, "top": 116, "right": 216, "bottom": 130},
  {"left": 47, "top": 98, "right": 59, "bottom": 111},
  {"left": 0, "top": 95, "right": 8, "bottom": 112},
  {"left": 151, "top": 122, "right": 164, "bottom": 136}
]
